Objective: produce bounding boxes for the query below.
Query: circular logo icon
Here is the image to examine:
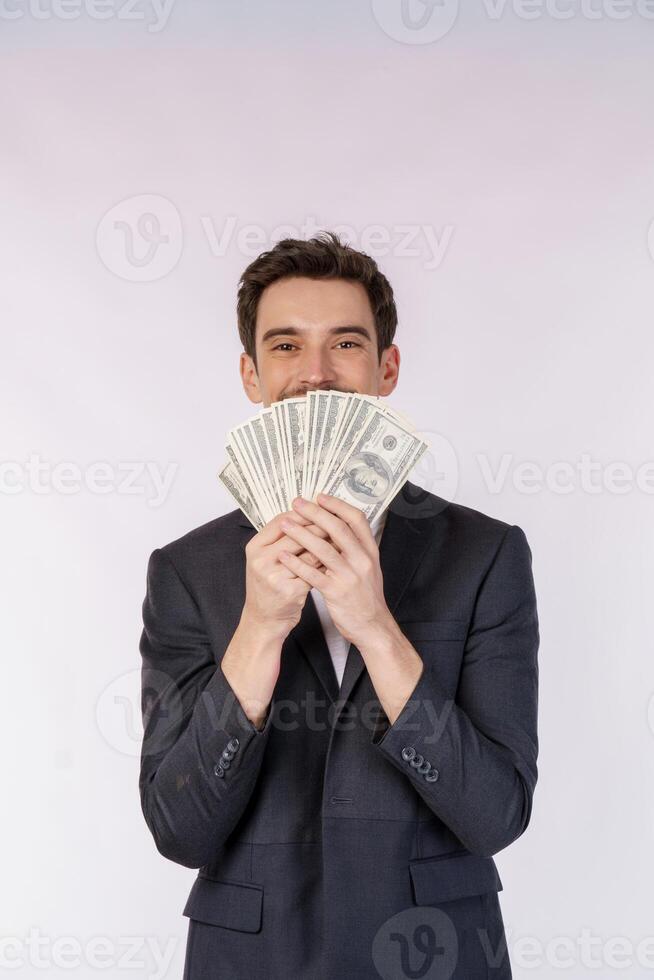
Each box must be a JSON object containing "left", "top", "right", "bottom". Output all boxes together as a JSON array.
[
  {"left": 95, "top": 666, "right": 183, "bottom": 758},
  {"left": 372, "top": 905, "right": 458, "bottom": 979},
  {"left": 96, "top": 193, "right": 183, "bottom": 282},
  {"left": 371, "top": 0, "right": 459, "bottom": 45},
  {"left": 389, "top": 429, "right": 459, "bottom": 520}
]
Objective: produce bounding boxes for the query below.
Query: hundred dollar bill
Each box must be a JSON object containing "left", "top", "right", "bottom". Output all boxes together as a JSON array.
[
  {"left": 272, "top": 401, "right": 293, "bottom": 504},
  {"left": 320, "top": 408, "right": 429, "bottom": 522},
  {"left": 218, "top": 458, "right": 264, "bottom": 530},
  {"left": 249, "top": 415, "right": 284, "bottom": 513},
  {"left": 308, "top": 391, "right": 348, "bottom": 501},
  {"left": 283, "top": 397, "right": 308, "bottom": 499},
  {"left": 261, "top": 407, "right": 290, "bottom": 512},
  {"left": 315, "top": 397, "right": 377, "bottom": 498},
  {"left": 224, "top": 442, "right": 263, "bottom": 519},
  {"left": 230, "top": 424, "right": 276, "bottom": 522}
]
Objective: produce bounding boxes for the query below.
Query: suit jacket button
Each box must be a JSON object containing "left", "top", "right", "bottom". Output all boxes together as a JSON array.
[
  {"left": 425, "top": 768, "right": 439, "bottom": 782},
  {"left": 409, "top": 753, "right": 425, "bottom": 768},
  {"left": 220, "top": 758, "right": 231, "bottom": 769},
  {"left": 222, "top": 748, "right": 234, "bottom": 761},
  {"left": 401, "top": 746, "right": 416, "bottom": 762},
  {"left": 227, "top": 737, "right": 240, "bottom": 753},
  {"left": 417, "top": 758, "right": 431, "bottom": 774},
  {"left": 213, "top": 763, "right": 225, "bottom": 778}
]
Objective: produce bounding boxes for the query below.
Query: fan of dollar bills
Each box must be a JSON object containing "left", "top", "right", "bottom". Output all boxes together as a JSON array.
[{"left": 218, "top": 390, "right": 429, "bottom": 531}]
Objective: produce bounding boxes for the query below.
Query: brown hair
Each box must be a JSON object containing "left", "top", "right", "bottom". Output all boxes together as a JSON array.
[{"left": 236, "top": 231, "right": 397, "bottom": 370}]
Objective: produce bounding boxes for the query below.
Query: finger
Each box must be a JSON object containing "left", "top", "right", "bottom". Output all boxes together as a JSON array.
[
  {"left": 280, "top": 519, "right": 343, "bottom": 570},
  {"left": 279, "top": 550, "right": 329, "bottom": 590},
  {"left": 290, "top": 497, "right": 363, "bottom": 560},
  {"left": 255, "top": 509, "right": 324, "bottom": 547},
  {"left": 268, "top": 523, "right": 329, "bottom": 563},
  {"left": 298, "top": 548, "right": 324, "bottom": 569},
  {"left": 314, "top": 494, "right": 376, "bottom": 554}
]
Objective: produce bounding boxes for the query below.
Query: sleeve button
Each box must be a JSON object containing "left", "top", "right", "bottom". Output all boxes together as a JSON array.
[
  {"left": 409, "top": 753, "right": 425, "bottom": 768},
  {"left": 425, "top": 768, "right": 439, "bottom": 782},
  {"left": 213, "top": 763, "right": 225, "bottom": 778},
  {"left": 401, "top": 746, "right": 416, "bottom": 762}
]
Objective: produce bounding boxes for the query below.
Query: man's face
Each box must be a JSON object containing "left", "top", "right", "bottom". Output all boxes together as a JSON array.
[
  {"left": 353, "top": 464, "right": 383, "bottom": 495},
  {"left": 239, "top": 276, "right": 400, "bottom": 407}
]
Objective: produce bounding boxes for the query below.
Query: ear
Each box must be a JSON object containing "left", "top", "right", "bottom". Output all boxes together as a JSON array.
[
  {"left": 240, "top": 352, "right": 263, "bottom": 405},
  {"left": 378, "top": 344, "right": 400, "bottom": 397}
]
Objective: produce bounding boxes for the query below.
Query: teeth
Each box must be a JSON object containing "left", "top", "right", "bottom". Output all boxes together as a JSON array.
[{"left": 218, "top": 390, "right": 428, "bottom": 531}]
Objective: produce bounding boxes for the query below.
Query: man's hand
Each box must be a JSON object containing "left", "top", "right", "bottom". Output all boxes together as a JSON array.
[
  {"left": 277, "top": 494, "right": 391, "bottom": 648},
  {"left": 242, "top": 510, "right": 330, "bottom": 639},
  {"left": 277, "top": 493, "right": 425, "bottom": 726},
  {"left": 221, "top": 510, "right": 331, "bottom": 730}
]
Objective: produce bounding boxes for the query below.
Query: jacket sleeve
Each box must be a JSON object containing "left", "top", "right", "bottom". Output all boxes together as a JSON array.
[
  {"left": 371, "top": 524, "right": 539, "bottom": 857},
  {"left": 138, "top": 547, "right": 275, "bottom": 869}
]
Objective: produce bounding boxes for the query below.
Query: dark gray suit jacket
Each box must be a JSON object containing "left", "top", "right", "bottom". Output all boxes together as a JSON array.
[{"left": 138, "top": 481, "right": 539, "bottom": 979}]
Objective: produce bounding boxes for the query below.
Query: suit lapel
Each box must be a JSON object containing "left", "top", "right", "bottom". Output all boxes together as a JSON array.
[{"left": 236, "top": 481, "right": 444, "bottom": 708}]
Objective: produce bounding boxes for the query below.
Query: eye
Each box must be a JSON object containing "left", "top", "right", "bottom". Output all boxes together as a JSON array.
[
  {"left": 336, "top": 341, "right": 360, "bottom": 349},
  {"left": 272, "top": 343, "right": 297, "bottom": 351}
]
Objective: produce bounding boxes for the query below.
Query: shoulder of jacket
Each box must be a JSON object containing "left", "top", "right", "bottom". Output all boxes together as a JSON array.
[
  {"left": 155, "top": 507, "right": 245, "bottom": 568},
  {"left": 404, "top": 483, "right": 518, "bottom": 557}
]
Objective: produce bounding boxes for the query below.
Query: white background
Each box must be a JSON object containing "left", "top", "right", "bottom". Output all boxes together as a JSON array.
[{"left": 2, "top": 1, "right": 653, "bottom": 977}]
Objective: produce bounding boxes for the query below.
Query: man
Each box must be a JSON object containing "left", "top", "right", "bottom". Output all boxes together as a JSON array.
[{"left": 138, "top": 232, "right": 539, "bottom": 979}]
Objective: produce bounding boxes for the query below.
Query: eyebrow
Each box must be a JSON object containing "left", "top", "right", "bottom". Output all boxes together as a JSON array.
[{"left": 260, "top": 325, "right": 373, "bottom": 344}]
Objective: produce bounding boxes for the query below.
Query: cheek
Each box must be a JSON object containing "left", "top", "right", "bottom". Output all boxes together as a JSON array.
[
  {"left": 259, "top": 363, "right": 291, "bottom": 400},
  {"left": 338, "top": 362, "right": 376, "bottom": 388}
]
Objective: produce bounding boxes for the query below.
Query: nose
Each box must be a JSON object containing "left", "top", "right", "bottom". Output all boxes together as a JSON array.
[{"left": 299, "top": 349, "right": 336, "bottom": 389}]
